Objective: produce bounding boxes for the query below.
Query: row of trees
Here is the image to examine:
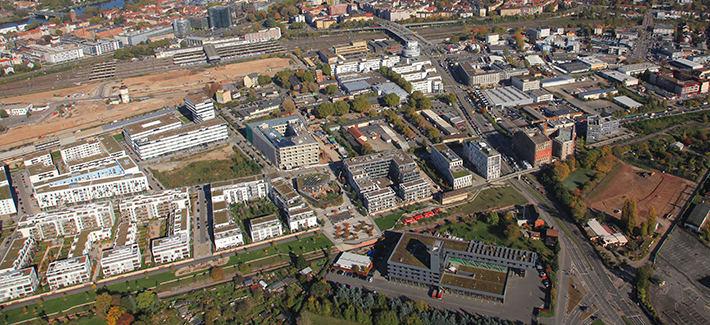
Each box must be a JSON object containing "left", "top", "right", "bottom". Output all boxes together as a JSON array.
[
  {"left": 379, "top": 67, "right": 413, "bottom": 93},
  {"left": 94, "top": 290, "right": 157, "bottom": 325}
]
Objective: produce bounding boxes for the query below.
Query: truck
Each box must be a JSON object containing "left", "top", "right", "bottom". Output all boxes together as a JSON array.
[
  {"left": 437, "top": 291, "right": 443, "bottom": 299},
  {"left": 431, "top": 289, "right": 438, "bottom": 298}
]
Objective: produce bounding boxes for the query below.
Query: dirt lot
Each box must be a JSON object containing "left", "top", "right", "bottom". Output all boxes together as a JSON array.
[
  {"left": 0, "top": 58, "right": 291, "bottom": 151},
  {"left": 150, "top": 145, "right": 234, "bottom": 173},
  {"left": 585, "top": 161, "right": 695, "bottom": 227}
]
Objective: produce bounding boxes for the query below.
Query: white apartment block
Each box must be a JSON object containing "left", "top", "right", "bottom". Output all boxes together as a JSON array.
[
  {"left": 151, "top": 232, "right": 190, "bottom": 264},
  {"left": 364, "top": 187, "right": 397, "bottom": 214},
  {"left": 119, "top": 188, "right": 190, "bottom": 223},
  {"left": 330, "top": 55, "right": 400, "bottom": 75},
  {"left": 211, "top": 175, "right": 269, "bottom": 204},
  {"left": 17, "top": 202, "right": 115, "bottom": 240},
  {"left": 212, "top": 200, "right": 244, "bottom": 251},
  {"left": 463, "top": 140, "right": 502, "bottom": 181},
  {"left": 250, "top": 215, "right": 283, "bottom": 242},
  {"left": 101, "top": 244, "right": 142, "bottom": 276},
  {"left": 122, "top": 115, "right": 182, "bottom": 149},
  {"left": 431, "top": 144, "right": 472, "bottom": 190},
  {"left": 0, "top": 268, "right": 38, "bottom": 302},
  {"left": 184, "top": 93, "right": 215, "bottom": 123},
  {"left": 60, "top": 139, "right": 104, "bottom": 163},
  {"left": 268, "top": 177, "right": 317, "bottom": 232},
  {"left": 398, "top": 178, "right": 431, "bottom": 203},
  {"left": 23, "top": 151, "right": 53, "bottom": 167},
  {"left": 288, "top": 207, "right": 318, "bottom": 232},
  {"left": 0, "top": 169, "right": 16, "bottom": 215},
  {"left": 129, "top": 120, "right": 228, "bottom": 160},
  {"left": 33, "top": 173, "right": 148, "bottom": 209},
  {"left": 0, "top": 238, "right": 37, "bottom": 272},
  {"left": 29, "top": 44, "right": 84, "bottom": 64},
  {"left": 46, "top": 255, "right": 91, "bottom": 290},
  {"left": 27, "top": 164, "right": 59, "bottom": 185}
]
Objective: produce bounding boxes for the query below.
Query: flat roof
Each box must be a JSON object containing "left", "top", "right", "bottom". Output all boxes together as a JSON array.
[
  {"left": 614, "top": 96, "right": 643, "bottom": 108},
  {"left": 97, "top": 134, "right": 123, "bottom": 154},
  {"left": 687, "top": 202, "right": 710, "bottom": 228},
  {"left": 185, "top": 92, "right": 211, "bottom": 104},
  {"left": 0, "top": 238, "right": 29, "bottom": 270},
  {"left": 335, "top": 252, "right": 371, "bottom": 270},
  {"left": 144, "top": 119, "right": 225, "bottom": 142},
  {"left": 122, "top": 114, "right": 181, "bottom": 136},
  {"left": 211, "top": 175, "right": 262, "bottom": 189},
  {"left": 441, "top": 272, "right": 506, "bottom": 295}
]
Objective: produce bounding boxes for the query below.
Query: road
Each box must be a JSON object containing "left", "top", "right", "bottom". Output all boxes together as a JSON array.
[
  {"left": 193, "top": 186, "right": 212, "bottom": 258},
  {"left": 510, "top": 177, "right": 650, "bottom": 325},
  {"left": 628, "top": 12, "right": 654, "bottom": 62}
]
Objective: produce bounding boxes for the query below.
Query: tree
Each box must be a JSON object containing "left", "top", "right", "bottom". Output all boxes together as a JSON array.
[
  {"left": 314, "top": 102, "right": 335, "bottom": 118},
  {"left": 487, "top": 212, "right": 499, "bottom": 225},
  {"left": 646, "top": 206, "right": 657, "bottom": 236},
  {"left": 203, "top": 83, "right": 221, "bottom": 98},
  {"left": 413, "top": 300, "right": 429, "bottom": 312},
  {"left": 307, "top": 82, "right": 319, "bottom": 93},
  {"left": 180, "top": 40, "right": 187, "bottom": 48},
  {"left": 95, "top": 292, "right": 112, "bottom": 317},
  {"left": 116, "top": 313, "right": 134, "bottom": 325},
  {"left": 119, "top": 295, "right": 136, "bottom": 313},
  {"left": 105, "top": 306, "right": 125, "bottom": 325},
  {"left": 334, "top": 100, "right": 350, "bottom": 115},
  {"left": 352, "top": 97, "right": 370, "bottom": 113},
  {"left": 205, "top": 309, "right": 219, "bottom": 325},
  {"left": 621, "top": 199, "right": 638, "bottom": 235},
  {"left": 89, "top": 16, "right": 104, "bottom": 25},
  {"left": 0, "top": 109, "right": 8, "bottom": 118},
  {"left": 384, "top": 93, "right": 400, "bottom": 107},
  {"left": 374, "top": 310, "right": 399, "bottom": 325},
  {"left": 210, "top": 266, "right": 225, "bottom": 281},
  {"left": 283, "top": 99, "right": 296, "bottom": 112},
  {"left": 135, "top": 291, "right": 155, "bottom": 312},
  {"left": 551, "top": 161, "right": 571, "bottom": 181},
  {"left": 257, "top": 75, "right": 271, "bottom": 85},
  {"left": 325, "top": 84, "right": 338, "bottom": 95},
  {"left": 295, "top": 255, "right": 308, "bottom": 270}
]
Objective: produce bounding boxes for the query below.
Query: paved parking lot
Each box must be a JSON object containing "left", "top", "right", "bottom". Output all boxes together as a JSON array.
[
  {"left": 326, "top": 267, "right": 545, "bottom": 324},
  {"left": 651, "top": 228, "right": 710, "bottom": 324}
]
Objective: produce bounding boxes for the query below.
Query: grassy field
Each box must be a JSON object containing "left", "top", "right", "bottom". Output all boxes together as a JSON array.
[
  {"left": 561, "top": 169, "right": 595, "bottom": 191},
  {"left": 304, "top": 311, "right": 360, "bottom": 325},
  {"left": 592, "top": 319, "right": 607, "bottom": 325},
  {"left": 374, "top": 211, "right": 406, "bottom": 230},
  {"left": 567, "top": 278, "right": 585, "bottom": 313},
  {"left": 446, "top": 187, "right": 527, "bottom": 216},
  {"left": 150, "top": 147, "right": 261, "bottom": 188},
  {"left": 0, "top": 290, "right": 97, "bottom": 324},
  {"left": 227, "top": 234, "right": 333, "bottom": 267}
]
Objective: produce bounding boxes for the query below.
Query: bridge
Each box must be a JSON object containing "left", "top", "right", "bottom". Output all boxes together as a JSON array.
[
  {"left": 488, "top": 167, "right": 541, "bottom": 184},
  {"left": 28, "top": 10, "right": 64, "bottom": 20},
  {"left": 378, "top": 21, "right": 435, "bottom": 49}
]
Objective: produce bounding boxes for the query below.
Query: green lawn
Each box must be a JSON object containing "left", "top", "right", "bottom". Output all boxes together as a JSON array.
[
  {"left": 112, "top": 133, "right": 124, "bottom": 142},
  {"left": 304, "top": 311, "right": 360, "bottom": 325},
  {"left": 227, "top": 234, "right": 333, "bottom": 267},
  {"left": 150, "top": 146, "right": 261, "bottom": 188},
  {"left": 446, "top": 187, "right": 527, "bottom": 216},
  {"left": 104, "top": 270, "right": 178, "bottom": 293},
  {"left": 374, "top": 211, "right": 405, "bottom": 230},
  {"left": 0, "top": 290, "right": 97, "bottom": 324},
  {"left": 592, "top": 319, "right": 607, "bottom": 325},
  {"left": 561, "top": 169, "right": 595, "bottom": 191}
]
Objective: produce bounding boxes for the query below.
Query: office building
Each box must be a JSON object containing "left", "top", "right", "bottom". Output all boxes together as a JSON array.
[
  {"left": 552, "top": 128, "right": 575, "bottom": 159},
  {"left": 456, "top": 62, "right": 528, "bottom": 87},
  {"left": 387, "top": 232, "right": 537, "bottom": 303},
  {"left": 211, "top": 175, "right": 269, "bottom": 204},
  {"left": 27, "top": 44, "right": 84, "bottom": 64},
  {"left": 250, "top": 215, "right": 283, "bottom": 242},
  {"left": 119, "top": 188, "right": 190, "bottom": 223},
  {"left": 100, "top": 244, "right": 142, "bottom": 276},
  {"left": 586, "top": 115, "right": 619, "bottom": 142},
  {"left": 185, "top": 93, "right": 215, "bottom": 123},
  {"left": 46, "top": 255, "right": 91, "bottom": 290},
  {"left": 0, "top": 268, "right": 38, "bottom": 302},
  {"left": 246, "top": 116, "right": 319, "bottom": 170},
  {"left": 208, "top": 6, "right": 233, "bottom": 29},
  {"left": 172, "top": 18, "right": 191, "bottom": 37},
  {"left": 126, "top": 119, "right": 228, "bottom": 160},
  {"left": 123, "top": 115, "right": 182, "bottom": 147},
  {"left": 114, "top": 26, "right": 174, "bottom": 46},
  {"left": 431, "top": 144, "right": 472, "bottom": 190},
  {"left": 511, "top": 76, "right": 540, "bottom": 91},
  {"left": 463, "top": 140, "right": 502, "bottom": 180},
  {"left": 513, "top": 128, "right": 552, "bottom": 167},
  {"left": 17, "top": 202, "right": 115, "bottom": 240},
  {"left": 0, "top": 168, "right": 16, "bottom": 215}
]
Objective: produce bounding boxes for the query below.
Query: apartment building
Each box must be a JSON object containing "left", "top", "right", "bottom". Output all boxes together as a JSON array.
[
  {"left": 0, "top": 238, "right": 37, "bottom": 272},
  {"left": 122, "top": 115, "right": 182, "bottom": 149},
  {"left": 586, "top": 115, "right": 619, "bottom": 142},
  {"left": 387, "top": 232, "right": 537, "bottom": 303},
  {"left": 33, "top": 172, "right": 148, "bottom": 209},
  {"left": 60, "top": 139, "right": 104, "bottom": 163},
  {"left": 119, "top": 188, "right": 190, "bottom": 223},
  {"left": 430, "top": 144, "right": 472, "bottom": 190},
  {"left": 184, "top": 93, "right": 215, "bottom": 123},
  {"left": 344, "top": 150, "right": 426, "bottom": 214},
  {"left": 151, "top": 208, "right": 191, "bottom": 264},
  {"left": 398, "top": 179, "right": 432, "bottom": 203},
  {"left": 0, "top": 169, "right": 16, "bottom": 215},
  {"left": 18, "top": 202, "right": 115, "bottom": 240},
  {"left": 211, "top": 175, "right": 269, "bottom": 204},
  {"left": 23, "top": 151, "right": 53, "bottom": 167},
  {"left": 246, "top": 116, "right": 319, "bottom": 170},
  {"left": 100, "top": 244, "right": 142, "bottom": 276},
  {"left": 463, "top": 140, "right": 502, "bottom": 181},
  {"left": 212, "top": 199, "right": 244, "bottom": 251},
  {"left": 46, "top": 255, "right": 91, "bottom": 290},
  {"left": 513, "top": 128, "right": 552, "bottom": 167},
  {"left": 268, "top": 176, "right": 317, "bottom": 232},
  {"left": 250, "top": 215, "right": 283, "bottom": 242},
  {"left": 126, "top": 119, "right": 228, "bottom": 160},
  {"left": 0, "top": 268, "right": 38, "bottom": 302}
]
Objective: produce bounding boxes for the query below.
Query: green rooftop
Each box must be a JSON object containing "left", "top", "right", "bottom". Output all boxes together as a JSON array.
[{"left": 441, "top": 273, "right": 506, "bottom": 295}]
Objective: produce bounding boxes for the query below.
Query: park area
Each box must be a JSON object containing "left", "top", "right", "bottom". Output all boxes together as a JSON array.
[
  {"left": 561, "top": 169, "right": 596, "bottom": 191},
  {"left": 584, "top": 161, "right": 695, "bottom": 228},
  {"left": 445, "top": 186, "right": 528, "bottom": 216}
]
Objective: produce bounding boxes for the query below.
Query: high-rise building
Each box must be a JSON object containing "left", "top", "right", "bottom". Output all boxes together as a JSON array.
[
  {"left": 208, "top": 6, "right": 233, "bottom": 29},
  {"left": 586, "top": 115, "right": 619, "bottom": 142},
  {"left": 430, "top": 144, "right": 472, "bottom": 190},
  {"left": 513, "top": 128, "right": 552, "bottom": 167},
  {"left": 246, "top": 116, "right": 319, "bottom": 170},
  {"left": 172, "top": 18, "right": 191, "bottom": 37},
  {"left": 184, "top": 93, "right": 215, "bottom": 123},
  {"left": 463, "top": 139, "right": 502, "bottom": 181}
]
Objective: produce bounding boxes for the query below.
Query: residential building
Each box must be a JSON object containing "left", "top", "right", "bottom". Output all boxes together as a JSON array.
[
  {"left": 463, "top": 140, "right": 502, "bottom": 180},
  {"left": 398, "top": 178, "right": 431, "bottom": 202},
  {"left": 653, "top": 23, "right": 675, "bottom": 36},
  {"left": 381, "top": 9, "right": 410, "bottom": 21},
  {"left": 211, "top": 176, "right": 269, "bottom": 204},
  {"left": 46, "top": 255, "right": 91, "bottom": 290},
  {"left": 151, "top": 232, "right": 190, "bottom": 264},
  {"left": 23, "top": 151, "right": 52, "bottom": 167},
  {"left": 513, "top": 128, "right": 552, "bottom": 167},
  {"left": 268, "top": 176, "right": 317, "bottom": 232},
  {"left": 246, "top": 116, "right": 319, "bottom": 170},
  {"left": 32, "top": 172, "right": 148, "bottom": 209},
  {"left": 27, "top": 44, "right": 84, "bottom": 64},
  {"left": 245, "top": 28, "right": 281, "bottom": 43},
  {"left": 208, "top": 6, "right": 233, "bottom": 29},
  {"left": 0, "top": 238, "right": 37, "bottom": 272},
  {"left": 552, "top": 128, "right": 575, "bottom": 159},
  {"left": 60, "top": 139, "right": 104, "bottom": 163},
  {"left": 119, "top": 189, "right": 190, "bottom": 223},
  {"left": 387, "top": 232, "right": 537, "bottom": 303},
  {"left": 243, "top": 73, "right": 259, "bottom": 88},
  {"left": 250, "top": 215, "right": 283, "bottom": 242},
  {"left": 184, "top": 93, "right": 215, "bottom": 123},
  {"left": 125, "top": 119, "right": 228, "bottom": 160},
  {"left": 0, "top": 168, "right": 16, "bottom": 215},
  {"left": 0, "top": 268, "right": 38, "bottom": 302},
  {"left": 212, "top": 199, "right": 244, "bottom": 251},
  {"left": 17, "top": 202, "right": 115, "bottom": 240},
  {"left": 100, "top": 244, "right": 142, "bottom": 276},
  {"left": 586, "top": 115, "right": 619, "bottom": 142},
  {"left": 431, "top": 144, "right": 472, "bottom": 190}
]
